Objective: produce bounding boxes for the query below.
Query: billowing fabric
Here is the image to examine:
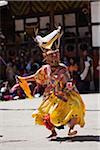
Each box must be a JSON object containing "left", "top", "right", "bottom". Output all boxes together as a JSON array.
[{"left": 31, "top": 63, "right": 85, "bottom": 128}]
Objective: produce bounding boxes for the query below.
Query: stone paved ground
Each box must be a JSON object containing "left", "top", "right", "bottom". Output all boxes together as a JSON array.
[{"left": 0, "top": 93, "right": 100, "bottom": 150}]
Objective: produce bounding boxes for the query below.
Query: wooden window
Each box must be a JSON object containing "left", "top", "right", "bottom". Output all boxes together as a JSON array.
[
  {"left": 40, "top": 16, "right": 50, "bottom": 29},
  {"left": 15, "top": 19, "right": 24, "bottom": 31},
  {"left": 92, "top": 25, "right": 100, "bottom": 47},
  {"left": 91, "top": 1, "right": 100, "bottom": 23},
  {"left": 54, "top": 15, "right": 63, "bottom": 26},
  {"left": 64, "top": 13, "right": 75, "bottom": 26},
  {"left": 26, "top": 18, "right": 38, "bottom": 24},
  {"left": 78, "top": 27, "right": 89, "bottom": 37},
  {"left": 91, "top": 1, "right": 100, "bottom": 47}
]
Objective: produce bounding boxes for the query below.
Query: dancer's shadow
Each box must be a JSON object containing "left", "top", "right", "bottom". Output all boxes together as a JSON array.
[{"left": 50, "top": 135, "right": 100, "bottom": 142}]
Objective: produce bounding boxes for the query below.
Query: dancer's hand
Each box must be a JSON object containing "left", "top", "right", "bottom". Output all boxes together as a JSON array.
[{"left": 67, "top": 81, "right": 73, "bottom": 90}]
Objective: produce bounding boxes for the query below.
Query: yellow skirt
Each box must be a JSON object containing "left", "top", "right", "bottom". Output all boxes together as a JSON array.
[{"left": 32, "top": 91, "right": 85, "bottom": 128}]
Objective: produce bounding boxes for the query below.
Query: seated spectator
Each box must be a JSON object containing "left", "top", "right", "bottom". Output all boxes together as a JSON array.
[
  {"left": 0, "top": 81, "right": 13, "bottom": 101},
  {"left": 64, "top": 44, "right": 76, "bottom": 63},
  {"left": 10, "top": 83, "right": 26, "bottom": 100},
  {"left": 26, "top": 57, "right": 40, "bottom": 75},
  {"left": 6, "top": 62, "right": 16, "bottom": 86}
]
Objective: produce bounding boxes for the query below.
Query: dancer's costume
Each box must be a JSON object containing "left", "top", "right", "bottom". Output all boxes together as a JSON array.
[{"left": 17, "top": 26, "right": 85, "bottom": 136}]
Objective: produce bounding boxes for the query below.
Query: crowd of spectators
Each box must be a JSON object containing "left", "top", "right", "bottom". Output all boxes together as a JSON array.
[
  {"left": 63, "top": 44, "right": 100, "bottom": 93},
  {"left": 0, "top": 36, "right": 44, "bottom": 100},
  {"left": 0, "top": 35, "right": 100, "bottom": 100}
]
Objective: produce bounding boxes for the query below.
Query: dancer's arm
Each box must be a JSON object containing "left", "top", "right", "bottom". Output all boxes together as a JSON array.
[
  {"left": 17, "top": 64, "right": 51, "bottom": 85},
  {"left": 17, "top": 74, "right": 36, "bottom": 82}
]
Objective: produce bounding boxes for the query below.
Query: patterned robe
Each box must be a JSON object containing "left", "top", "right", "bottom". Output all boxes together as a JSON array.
[{"left": 31, "top": 63, "right": 85, "bottom": 128}]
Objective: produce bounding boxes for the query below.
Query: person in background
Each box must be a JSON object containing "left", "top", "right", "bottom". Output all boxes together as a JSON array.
[
  {"left": 0, "top": 81, "right": 13, "bottom": 101},
  {"left": 68, "top": 57, "right": 78, "bottom": 80},
  {"left": 0, "top": 55, "right": 7, "bottom": 81},
  {"left": 79, "top": 44, "right": 94, "bottom": 93},
  {"left": 92, "top": 48, "right": 100, "bottom": 92},
  {"left": 10, "top": 83, "right": 26, "bottom": 100},
  {"left": 0, "top": 32, "right": 7, "bottom": 80},
  {"left": 6, "top": 62, "right": 16, "bottom": 86},
  {"left": 64, "top": 44, "right": 76, "bottom": 62}
]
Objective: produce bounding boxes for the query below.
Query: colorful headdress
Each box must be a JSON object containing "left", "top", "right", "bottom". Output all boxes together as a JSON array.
[
  {"left": 34, "top": 26, "right": 63, "bottom": 66},
  {"left": 35, "top": 26, "right": 62, "bottom": 50}
]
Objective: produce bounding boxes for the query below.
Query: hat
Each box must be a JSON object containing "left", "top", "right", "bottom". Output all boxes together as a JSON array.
[
  {"left": 34, "top": 26, "right": 63, "bottom": 66},
  {"left": 35, "top": 26, "right": 62, "bottom": 50}
]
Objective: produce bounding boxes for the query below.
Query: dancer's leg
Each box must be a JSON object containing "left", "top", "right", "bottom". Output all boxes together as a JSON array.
[
  {"left": 68, "top": 118, "right": 77, "bottom": 136},
  {"left": 47, "top": 127, "right": 57, "bottom": 138},
  {"left": 43, "top": 114, "right": 57, "bottom": 138}
]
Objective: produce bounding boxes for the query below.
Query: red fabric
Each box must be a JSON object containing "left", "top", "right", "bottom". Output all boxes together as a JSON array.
[
  {"left": 43, "top": 114, "right": 54, "bottom": 130},
  {"left": 3, "top": 95, "right": 13, "bottom": 100}
]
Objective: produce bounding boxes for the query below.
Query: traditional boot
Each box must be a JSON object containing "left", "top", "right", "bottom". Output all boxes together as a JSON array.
[{"left": 47, "top": 128, "right": 57, "bottom": 138}]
